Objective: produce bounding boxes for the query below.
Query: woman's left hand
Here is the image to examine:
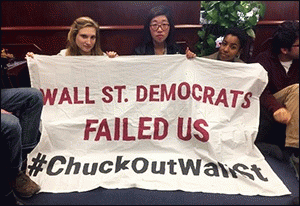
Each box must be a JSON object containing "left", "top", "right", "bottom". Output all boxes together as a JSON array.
[
  {"left": 185, "top": 47, "right": 197, "bottom": 59},
  {"left": 106, "top": 51, "right": 119, "bottom": 58}
]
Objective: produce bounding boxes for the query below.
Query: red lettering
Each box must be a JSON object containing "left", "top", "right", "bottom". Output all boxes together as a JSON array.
[
  {"left": 192, "top": 84, "right": 202, "bottom": 101},
  {"left": 242, "top": 92, "right": 252, "bottom": 108},
  {"left": 102, "top": 86, "right": 113, "bottom": 103},
  {"left": 178, "top": 82, "right": 190, "bottom": 100},
  {"left": 85, "top": 87, "right": 95, "bottom": 104},
  {"left": 203, "top": 86, "right": 214, "bottom": 104},
  {"left": 95, "top": 119, "right": 112, "bottom": 141},
  {"left": 161, "top": 84, "right": 176, "bottom": 101},
  {"left": 230, "top": 90, "right": 244, "bottom": 108},
  {"left": 154, "top": 118, "right": 168, "bottom": 140},
  {"left": 84, "top": 119, "right": 98, "bottom": 140},
  {"left": 74, "top": 87, "right": 84, "bottom": 104},
  {"left": 193, "top": 119, "right": 209, "bottom": 142},
  {"left": 215, "top": 88, "right": 229, "bottom": 107},
  {"left": 114, "top": 118, "right": 120, "bottom": 140},
  {"left": 136, "top": 85, "right": 147, "bottom": 102},
  {"left": 40, "top": 88, "right": 58, "bottom": 105},
  {"left": 177, "top": 117, "right": 192, "bottom": 141},
  {"left": 123, "top": 118, "right": 135, "bottom": 141},
  {"left": 149, "top": 85, "right": 160, "bottom": 101},
  {"left": 138, "top": 117, "right": 152, "bottom": 139},
  {"left": 114, "top": 85, "right": 126, "bottom": 103},
  {"left": 58, "top": 87, "right": 72, "bottom": 104}
]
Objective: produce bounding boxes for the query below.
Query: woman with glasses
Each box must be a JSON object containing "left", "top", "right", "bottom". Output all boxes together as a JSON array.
[{"left": 133, "top": 5, "right": 196, "bottom": 59}]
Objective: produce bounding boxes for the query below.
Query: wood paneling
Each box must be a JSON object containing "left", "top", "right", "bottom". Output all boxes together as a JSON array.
[
  {"left": 1, "top": 1, "right": 200, "bottom": 26},
  {"left": 1, "top": 1, "right": 201, "bottom": 57},
  {"left": 1, "top": 1, "right": 299, "bottom": 60},
  {"left": 1, "top": 25, "right": 201, "bottom": 56},
  {"left": 262, "top": 1, "right": 299, "bottom": 20}
]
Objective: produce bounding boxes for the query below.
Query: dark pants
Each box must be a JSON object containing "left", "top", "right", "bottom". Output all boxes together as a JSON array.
[
  {"left": 255, "top": 104, "right": 287, "bottom": 150},
  {"left": 1, "top": 87, "right": 43, "bottom": 172}
]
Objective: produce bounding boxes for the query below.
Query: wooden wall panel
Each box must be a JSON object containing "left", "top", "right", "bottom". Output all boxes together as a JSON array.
[
  {"left": 1, "top": 1, "right": 201, "bottom": 57},
  {"left": 1, "top": 1, "right": 201, "bottom": 26},
  {"left": 262, "top": 1, "right": 299, "bottom": 20},
  {"left": 1, "top": 26, "right": 201, "bottom": 56},
  {"left": 249, "top": 1, "right": 299, "bottom": 60},
  {"left": 1, "top": 1, "right": 299, "bottom": 61}
]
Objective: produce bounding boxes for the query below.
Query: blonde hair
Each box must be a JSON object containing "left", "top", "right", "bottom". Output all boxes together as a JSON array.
[{"left": 65, "top": 16, "right": 104, "bottom": 56}]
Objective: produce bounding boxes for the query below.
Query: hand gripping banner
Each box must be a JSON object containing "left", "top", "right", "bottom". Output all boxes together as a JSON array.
[{"left": 27, "top": 54, "right": 290, "bottom": 196}]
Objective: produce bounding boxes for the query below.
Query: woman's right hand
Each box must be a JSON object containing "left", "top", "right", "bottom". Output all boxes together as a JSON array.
[
  {"left": 26, "top": 52, "right": 35, "bottom": 59},
  {"left": 106, "top": 51, "right": 119, "bottom": 58}
]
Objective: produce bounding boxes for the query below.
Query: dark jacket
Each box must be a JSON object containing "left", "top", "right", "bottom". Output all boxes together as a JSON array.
[
  {"left": 255, "top": 49, "right": 299, "bottom": 113},
  {"left": 133, "top": 42, "right": 183, "bottom": 55}
]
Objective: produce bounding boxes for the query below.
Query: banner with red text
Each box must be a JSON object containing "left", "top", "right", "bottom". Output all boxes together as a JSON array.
[{"left": 27, "top": 55, "right": 290, "bottom": 196}]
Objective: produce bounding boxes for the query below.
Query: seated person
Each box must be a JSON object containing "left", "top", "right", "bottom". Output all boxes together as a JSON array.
[
  {"left": 2, "top": 87, "right": 44, "bottom": 204},
  {"left": 203, "top": 27, "right": 247, "bottom": 62},
  {"left": 254, "top": 20, "right": 299, "bottom": 178},
  {"left": 133, "top": 5, "right": 196, "bottom": 59},
  {"left": 27, "top": 16, "right": 118, "bottom": 58}
]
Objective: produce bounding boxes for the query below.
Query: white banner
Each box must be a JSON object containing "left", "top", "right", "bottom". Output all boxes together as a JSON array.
[{"left": 27, "top": 55, "right": 290, "bottom": 196}]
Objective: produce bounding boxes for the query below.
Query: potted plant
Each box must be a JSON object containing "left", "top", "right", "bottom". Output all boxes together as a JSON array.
[{"left": 195, "top": 1, "right": 266, "bottom": 58}]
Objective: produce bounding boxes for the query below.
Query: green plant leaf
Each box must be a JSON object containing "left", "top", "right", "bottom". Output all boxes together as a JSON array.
[
  {"left": 236, "top": 5, "right": 246, "bottom": 14},
  {"left": 197, "top": 1, "right": 266, "bottom": 57},
  {"left": 209, "top": 1, "right": 221, "bottom": 9},
  {"left": 248, "top": 15, "right": 258, "bottom": 26},
  {"left": 197, "top": 30, "right": 206, "bottom": 40},
  {"left": 230, "top": 10, "right": 238, "bottom": 18},
  {"left": 258, "top": 3, "right": 266, "bottom": 18},
  {"left": 229, "top": 14, "right": 238, "bottom": 22},
  {"left": 246, "top": 28, "right": 255, "bottom": 39},
  {"left": 207, "top": 9, "right": 219, "bottom": 20},
  {"left": 207, "top": 33, "right": 216, "bottom": 40},
  {"left": 225, "top": 1, "right": 235, "bottom": 7},
  {"left": 207, "top": 37, "right": 216, "bottom": 48},
  {"left": 219, "top": 2, "right": 227, "bottom": 13}
]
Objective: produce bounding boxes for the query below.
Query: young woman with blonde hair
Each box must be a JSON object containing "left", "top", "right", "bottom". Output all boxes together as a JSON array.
[{"left": 27, "top": 16, "right": 118, "bottom": 58}]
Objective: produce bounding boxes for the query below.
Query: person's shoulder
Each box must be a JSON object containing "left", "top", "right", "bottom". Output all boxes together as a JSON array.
[
  {"left": 203, "top": 51, "right": 219, "bottom": 60},
  {"left": 255, "top": 49, "right": 273, "bottom": 61},
  {"left": 57, "top": 49, "right": 67, "bottom": 56},
  {"left": 234, "top": 57, "right": 244, "bottom": 63}
]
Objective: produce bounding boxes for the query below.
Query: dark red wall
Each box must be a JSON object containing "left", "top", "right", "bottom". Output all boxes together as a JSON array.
[
  {"left": 251, "top": 1, "right": 299, "bottom": 59},
  {"left": 1, "top": 1, "right": 299, "bottom": 60},
  {"left": 1, "top": 1, "right": 201, "bottom": 26},
  {"left": 1, "top": 1, "right": 201, "bottom": 56}
]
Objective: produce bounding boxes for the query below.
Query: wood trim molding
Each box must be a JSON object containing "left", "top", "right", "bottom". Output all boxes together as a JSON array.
[
  {"left": 1, "top": 24, "right": 203, "bottom": 31},
  {"left": 1, "top": 20, "right": 290, "bottom": 32},
  {"left": 256, "top": 20, "right": 285, "bottom": 25}
]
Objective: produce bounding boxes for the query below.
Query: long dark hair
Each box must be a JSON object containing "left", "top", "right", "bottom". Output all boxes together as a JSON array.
[{"left": 142, "top": 5, "right": 176, "bottom": 46}]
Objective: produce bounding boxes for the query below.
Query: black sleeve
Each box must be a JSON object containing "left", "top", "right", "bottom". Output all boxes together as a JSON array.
[{"left": 133, "top": 45, "right": 146, "bottom": 55}]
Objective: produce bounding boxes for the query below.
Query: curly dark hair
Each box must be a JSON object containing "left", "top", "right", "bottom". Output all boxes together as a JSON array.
[
  {"left": 271, "top": 20, "right": 299, "bottom": 55},
  {"left": 142, "top": 5, "right": 176, "bottom": 46},
  {"left": 223, "top": 27, "right": 248, "bottom": 51}
]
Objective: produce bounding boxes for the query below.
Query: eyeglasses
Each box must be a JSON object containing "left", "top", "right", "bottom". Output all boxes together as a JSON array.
[
  {"left": 150, "top": 23, "right": 170, "bottom": 31},
  {"left": 291, "top": 44, "right": 299, "bottom": 47}
]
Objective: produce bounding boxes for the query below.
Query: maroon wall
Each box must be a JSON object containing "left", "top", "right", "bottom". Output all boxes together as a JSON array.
[
  {"left": 1, "top": 1, "right": 299, "bottom": 60},
  {"left": 251, "top": 1, "right": 299, "bottom": 59},
  {"left": 1, "top": 1, "right": 201, "bottom": 56}
]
